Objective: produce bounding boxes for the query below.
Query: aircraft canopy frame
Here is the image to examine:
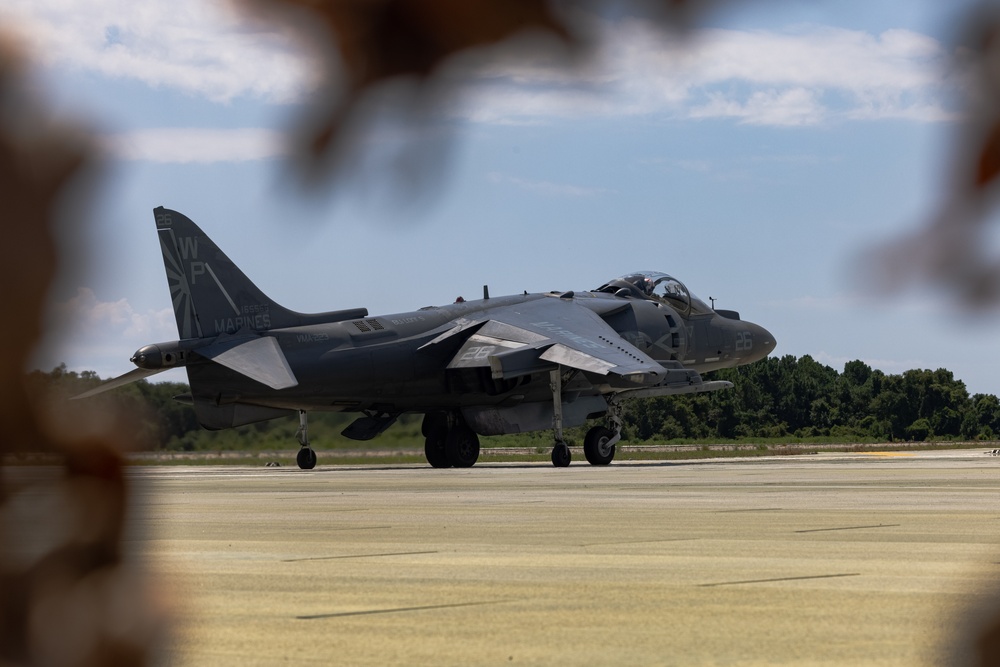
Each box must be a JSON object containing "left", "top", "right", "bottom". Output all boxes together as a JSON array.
[{"left": 595, "top": 271, "right": 714, "bottom": 316}]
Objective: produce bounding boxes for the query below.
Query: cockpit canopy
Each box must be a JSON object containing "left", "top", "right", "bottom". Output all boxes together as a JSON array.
[{"left": 595, "top": 271, "right": 713, "bottom": 316}]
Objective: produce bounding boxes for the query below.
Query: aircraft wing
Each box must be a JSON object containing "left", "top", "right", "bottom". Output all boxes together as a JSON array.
[
  {"left": 422, "top": 296, "right": 688, "bottom": 388},
  {"left": 71, "top": 367, "right": 168, "bottom": 400}
]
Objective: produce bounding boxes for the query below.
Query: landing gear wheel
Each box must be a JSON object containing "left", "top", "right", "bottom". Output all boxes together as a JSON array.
[
  {"left": 422, "top": 412, "right": 451, "bottom": 468},
  {"left": 446, "top": 425, "right": 480, "bottom": 468},
  {"left": 296, "top": 447, "right": 317, "bottom": 470},
  {"left": 551, "top": 442, "right": 571, "bottom": 467},
  {"left": 294, "top": 410, "right": 316, "bottom": 469},
  {"left": 425, "top": 431, "right": 451, "bottom": 468},
  {"left": 584, "top": 426, "right": 616, "bottom": 465}
]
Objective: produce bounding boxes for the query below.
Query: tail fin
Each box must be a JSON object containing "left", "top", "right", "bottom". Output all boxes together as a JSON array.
[{"left": 154, "top": 207, "right": 366, "bottom": 339}]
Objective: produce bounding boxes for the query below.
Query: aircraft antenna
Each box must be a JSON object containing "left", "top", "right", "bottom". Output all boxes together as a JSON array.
[
  {"left": 484, "top": 285, "right": 490, "bottom": 300},
  {"left": 709, "top": 296, "right": 716, "bottom": 311}
]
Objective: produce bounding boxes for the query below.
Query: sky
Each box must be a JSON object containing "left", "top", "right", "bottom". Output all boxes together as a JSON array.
[{"left": 5, "top": 0, "right": 1000, "bottom": 396}]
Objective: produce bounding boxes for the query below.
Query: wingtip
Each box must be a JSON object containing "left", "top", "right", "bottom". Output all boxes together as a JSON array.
[{"left": 70, "top": 367, "right": 166, "bottom": 399}]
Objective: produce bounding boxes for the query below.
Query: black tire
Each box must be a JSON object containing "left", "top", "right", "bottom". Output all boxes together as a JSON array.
[
  {"left": 551, "top": 442, "right": 571, "bottom": 467},
  {"left": 423, "top": 412, "right": 452, "bottom": 468},
  {"left": 583, "top": 426, "right": 616, "bottom": 465},
  {"left": 446, "top": 424, "right": 480, "bottom": 468},
  {"left": 296, "top": 447, "right": 317, "bottom": 470},
  {"left": 425, "top": 430, "right": 451, "bottom": 468}
]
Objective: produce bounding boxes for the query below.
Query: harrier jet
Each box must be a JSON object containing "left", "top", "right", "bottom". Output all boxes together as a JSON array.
[{"left": 79, "top": 208, "right": 776, "bottom": 469}]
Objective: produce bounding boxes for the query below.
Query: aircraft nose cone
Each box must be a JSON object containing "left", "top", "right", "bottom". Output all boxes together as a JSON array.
[{"left": 745, "top": 322, "right": 776, "bottom": 362}]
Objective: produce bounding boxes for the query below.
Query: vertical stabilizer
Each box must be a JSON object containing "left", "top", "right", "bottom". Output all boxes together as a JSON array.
[{"left": 155, "top": 207, "right": 295, "bottom": 339}]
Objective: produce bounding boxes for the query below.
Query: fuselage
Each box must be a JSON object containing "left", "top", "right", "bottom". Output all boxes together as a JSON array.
[{"left": 143, "top": 289, "right": 775, "bottom": 417}]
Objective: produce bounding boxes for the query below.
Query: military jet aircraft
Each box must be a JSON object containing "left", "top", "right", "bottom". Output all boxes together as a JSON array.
[{"left": 78, "top": 207, "right": 776, "bottom": 469}]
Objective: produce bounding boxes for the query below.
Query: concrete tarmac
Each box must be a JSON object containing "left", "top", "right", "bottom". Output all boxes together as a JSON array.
[{"left": 128, "top": 450, "right": 1000, "bottom": 666}]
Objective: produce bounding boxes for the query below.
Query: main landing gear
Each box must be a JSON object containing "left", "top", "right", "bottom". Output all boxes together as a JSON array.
[
  {"left": 548, "top": 368, "right": 623, "bottom": 467},
  {"left": 295, "top": 410, "right": 317, "bottom": 470},
  {"left": 422, "top": 412, "right": 480, "bottom": 468}
]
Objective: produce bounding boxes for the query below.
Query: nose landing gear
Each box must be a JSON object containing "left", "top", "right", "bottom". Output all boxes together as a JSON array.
[
  {"left": 548, "top": 368, "right": 624, "bottom": 467},
  {"left": 583, "top": 425, "right": 617, "bottom": 465},
  {"left": 584, "top": 399, "right": 623, "bottom": 465}
]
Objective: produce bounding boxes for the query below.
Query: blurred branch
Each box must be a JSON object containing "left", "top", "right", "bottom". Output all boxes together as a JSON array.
[
  {"left": 0, "top": 37, "right": 162, "bottom": 667},
  {"left": 868, "top": 7, "right": 1000, "bottom": 310},
  {"left": 244, "top": 0, "right": 576, "bottom": 184},
  {"left": 3, "top": 1, "right": 1000, "bottom": 664}
]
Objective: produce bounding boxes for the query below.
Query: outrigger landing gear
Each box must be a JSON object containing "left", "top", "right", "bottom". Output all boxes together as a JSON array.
[
  {"left": 551, "top": 441, "right": 571, "bottom": 467},
  {"left": 549, "top": 369, "right": 571, "bottom": 467},
  {"left": 295, "top": 410, "right": 317, "bottom": 470},
  {"left": 548, "top": 368, "right": 624, "bottom": 467}
]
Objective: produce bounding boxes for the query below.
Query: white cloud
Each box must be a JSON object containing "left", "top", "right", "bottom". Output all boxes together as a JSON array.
[
  {"left": 455, "top": 21, "right": 959, "bottom": 126},
  {"left": 0, "top": 5, "right": 959, "bottom": 133},
  {"left": 0, "top": 0, "right": 315, "bottom": 103},
  {"left": 102, "top": 127, "right": 287, "bottom": 163},
  {"left": 34, "top": 288, "right": 177, "bottom": 377},
  {"left": 53, "top": 287, "right": 175, "bottom": 339},
  {"left": 675, "top": 26, "right": 942, "bottom": 93},
  {"left": 689, "top": 88, "right": 826, "bottom": 126}
]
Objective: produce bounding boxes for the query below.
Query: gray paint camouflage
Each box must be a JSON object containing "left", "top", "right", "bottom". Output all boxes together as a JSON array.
[{"left": 78, "top": 207, "right": 776, "bottom": 468}]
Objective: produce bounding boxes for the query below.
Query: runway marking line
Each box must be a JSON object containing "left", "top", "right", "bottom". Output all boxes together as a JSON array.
[
  {"left": 282, "top": 550, "right": 438, "bottom": 562},
  {"left": 715, "top": 508, "right": 784, "bottom": 513},
  {"left": 296, "top": 600, "right": 511, "bottom": 620},
  {"left": 699, "top": 573, "right": 861, "bottom": 587},
  {"left": 795, "top": 524, "right": 900, "bottom": 534},
  {"left": 581, "top": 538, "right": 699, "bottom": 547}
]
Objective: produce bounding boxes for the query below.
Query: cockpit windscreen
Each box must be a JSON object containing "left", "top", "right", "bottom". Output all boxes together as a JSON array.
[{"left": 596, "top": 271, "right": 713, "bottom": 315}]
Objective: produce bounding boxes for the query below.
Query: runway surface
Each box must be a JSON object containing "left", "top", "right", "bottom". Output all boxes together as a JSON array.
[{"left": 126, "top": 450, "right": 1000, "bottom": 666}]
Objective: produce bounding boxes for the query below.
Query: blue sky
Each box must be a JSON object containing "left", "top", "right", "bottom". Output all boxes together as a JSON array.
[{"left": 6, "top": 0, "right": 1000, "bottom": 395}]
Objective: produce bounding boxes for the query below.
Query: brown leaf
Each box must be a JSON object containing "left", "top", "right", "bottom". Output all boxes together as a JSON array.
[{"left": 976, "top": 120, "right": 1000, "bottom": 188}]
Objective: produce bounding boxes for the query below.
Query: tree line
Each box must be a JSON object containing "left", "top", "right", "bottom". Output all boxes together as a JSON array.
[
  {"left": 28, "top": 355, "right": 1000, "bottom": 451},
  {"left": 628, "top": 355, "right": 1000, "bottom": 443}
]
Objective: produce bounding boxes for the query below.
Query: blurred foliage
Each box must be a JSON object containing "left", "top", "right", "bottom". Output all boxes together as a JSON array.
[
  {"left": 33, "top": 357, "right": 1000, "bottom": 452},
  {"left": 0, "top": 41, "right": 162, "bottom": 667},
  {"left": 8, "top": 1, "right": 1000, "bottom": 664}
]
